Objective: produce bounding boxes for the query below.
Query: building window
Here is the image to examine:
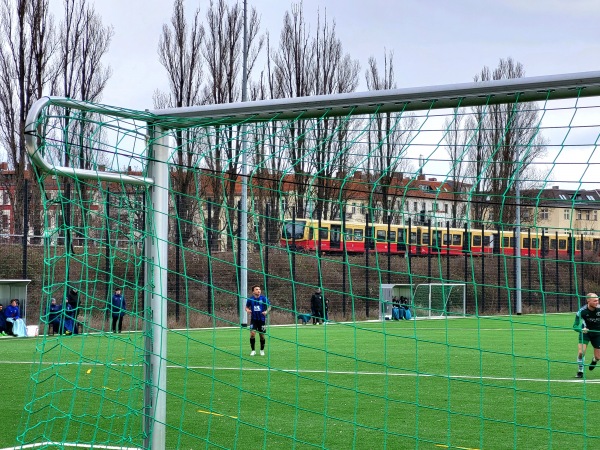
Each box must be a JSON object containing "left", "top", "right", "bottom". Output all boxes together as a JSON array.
[
  {"left": 444, "top": 204, "right": 448, "bottom": 213},
  {"left": 413, "top": 201, "right": 417, "bottom": 212},
  {"left": 564, "top": 209, "right": 570, "bottom": 220},
  {"left": 540, "top": 208, "right": 549, "bottom": 220},
  {"left": 577, "top": 210, "right": 582, "bottom": 220},
  {"left": 352, "top": 203, "right": 356, "bottom": 214},
  {"left": 586, "top": 211, "right": 591, "bottom": 221}
]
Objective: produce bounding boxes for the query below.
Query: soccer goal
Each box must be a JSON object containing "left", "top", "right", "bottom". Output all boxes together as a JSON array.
[
  {"left": 16, "top": 72, "right": 600, "bottom": 449},
  {"left": 412, "top": 283, "right": 466, "bottom": 318}
]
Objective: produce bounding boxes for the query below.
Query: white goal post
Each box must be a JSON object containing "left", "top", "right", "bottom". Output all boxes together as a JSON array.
[{"left": 380, "top": 283, "right": 466, "bottom": 320}]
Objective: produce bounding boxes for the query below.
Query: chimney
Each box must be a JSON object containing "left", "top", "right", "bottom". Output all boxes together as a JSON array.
[
  {"left": 98, "top": 164, "right": 106, "bottom": 172},
  {"left": 127, "top": 166, "right": 132, "bottom": 173},
  {"left": 0, "top": 162, "right": 8, "bottom": 171},
  {"left": 354, "top": 171, "right": 363, "bottom": 179},
  {"left": 429, "top": 177, "right": 437, "bottom": 182},
  {"left": 552, "top": 185, "right": 559, "bottom": 190}
]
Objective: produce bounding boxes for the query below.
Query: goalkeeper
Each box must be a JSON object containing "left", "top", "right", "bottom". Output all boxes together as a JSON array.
[{"left": 573, "top": 292, "right": 600, "bottom": 378}]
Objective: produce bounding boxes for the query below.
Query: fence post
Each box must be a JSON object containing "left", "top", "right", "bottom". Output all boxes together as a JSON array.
[{"left": 22, "top": 179, "right": 29, "bottom": 279}]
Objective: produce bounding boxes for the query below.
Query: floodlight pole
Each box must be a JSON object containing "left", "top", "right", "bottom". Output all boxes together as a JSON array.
[
  {"left": 239, "top": 0, "right": 249, "bottom": 325},
  {"left": 515, "top": 144, "right": 522, "bottom": 315},
  {"left": 143, "top": 126, "right": 169, "bottom": 449}
]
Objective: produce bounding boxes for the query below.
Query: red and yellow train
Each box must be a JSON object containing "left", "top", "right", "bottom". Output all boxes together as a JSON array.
[{"left": 280, "top": 219, "right": 599, "bottom": 257}]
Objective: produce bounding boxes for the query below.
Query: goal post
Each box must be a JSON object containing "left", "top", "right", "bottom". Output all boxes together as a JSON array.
[{"left": 412, "top": 283, "right": 467, "bottom": 318}]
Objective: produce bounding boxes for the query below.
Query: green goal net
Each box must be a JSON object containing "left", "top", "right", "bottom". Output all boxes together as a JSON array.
[{"left": 12, "top": 72, "right": 600, "bottom": 449}]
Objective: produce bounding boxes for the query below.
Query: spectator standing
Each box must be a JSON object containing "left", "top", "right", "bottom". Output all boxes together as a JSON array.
[
  {"left": 311, "top": 288, "right": 324, "bottom": 325},
  {"left": 66, "top": 288, "right": 80, "bottom": 334},
  {"left": 111, "top": 288, "right": 127, "bottom": 333}
]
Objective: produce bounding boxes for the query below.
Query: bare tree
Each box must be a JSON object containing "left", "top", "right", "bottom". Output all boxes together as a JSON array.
[
  {"left": 0, "top": 0, "right": 54, "bottom": 241},
  {"left": 310, "top": 10, "right": 360, "bottom": 221},
  {"left": 51, "top": 0, "right": 113, "bottom": 168},
  {"left": 155, "top": 0, "right": 204, "bottom": 244},
  {"left": 50, "top": 0, "right": 113, "bottom": 244},
  {"left": 468, "top": 58, "right": 547, "bottom": 228},
  {"left": 364, "top": 51, "right": 416, "bottom": 224},
  {"left": 271, "top": 3, "right": 314, "bottom": 218},
  {"left": 201, "top": 0, "right": 263, "bottom": 249},
  {"left": 443, "top": 107, "right": 471, "bottom": 227}
]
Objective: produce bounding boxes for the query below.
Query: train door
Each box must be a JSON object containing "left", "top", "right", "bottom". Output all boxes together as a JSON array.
[
  {"left": 431, "top": 229, "right": 443, "bottom": 253},
  {"left": 330, "top": 224, "right": 341, "bottom": 250},
  {"left": 397, "top": 229, "right": 406, "bottom": 252},
  {"left": 463, "top": 231, "right": 471, "bottom": 253}
]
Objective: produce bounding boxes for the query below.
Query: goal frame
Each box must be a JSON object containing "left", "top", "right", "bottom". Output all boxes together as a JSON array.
[
  {"left": 380, "top": 283, "right": 467, "bottom": 320},
  {"left": 24, "top": 71, "right": 600, "bottom": 449}
]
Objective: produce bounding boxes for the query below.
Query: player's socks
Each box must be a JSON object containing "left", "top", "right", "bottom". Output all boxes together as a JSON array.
[
  {"left": 578, "top": 357, "right": 584, "bottom": 373},
  {"left": 250, "top": 337, "right": 256, "bottom": 351},
  {"left": 590, "top": 359, "right": 598, "bottom": 371}
]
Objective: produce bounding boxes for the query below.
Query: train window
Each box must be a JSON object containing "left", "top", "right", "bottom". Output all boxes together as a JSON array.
[
  {"left": 344, "top": 229, "right": 353, "bottom": 241},
  {"left": 389, "top": 231, "right": 396, "bottom": 241},
  {"left": 453, "top": 234, "right": 461, "bottom": 245},
  {"left": 502, "top": 237, "right": 511, "bottom": 248},
  {"left": 483, "top": 236, "right": 491, "bottom": 246},
  {"left": 550, "top": 239, "right": 557, "bottom": 250},
  {"left": 410, "top": 232, "right": 417, "bottom": 244},
  {"left": 397, "top": 230, "right": 405, "bottom": 244},
  {"left": 559, "top": 239, "right": 566, "bottom": 250},
  {"left": 354, "top": 229, "right": 364, "bottom": 241},
  {"left": 473, "top": 235, "right": 482, "bottom": 246},
  {"left": 283, "top": 221, "right": 306, "bottom": 239},
  {"left": 433, "top": 230, "right": 442, "bottom": 246},
  {"left": 585, "top": 240, "right": 592, "bottom": 250},
  {"left": 510, "top": 238, "right": 515, "bottom": 247},
  {"left": 319, "top": 228, "right": 328, "bottom": 239},
  {"left": 576, "top": 240, "right": 582, "bottom": 250},
  {"left": 523, "top": 238, "right": 539, "bottom": 249},
  {"left": 422, "top": 233, "right": 429, "bottom": 244},
  {"left": 443, "top": 233, "right": 450, "bottom": 244},
  {"left": 376, "top": 230, "right": 386, "bottom": 241}
]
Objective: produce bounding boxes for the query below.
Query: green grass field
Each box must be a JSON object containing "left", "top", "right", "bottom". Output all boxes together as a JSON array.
[{"left": 2, "top": 313, "right": 599, "bottom": 450}]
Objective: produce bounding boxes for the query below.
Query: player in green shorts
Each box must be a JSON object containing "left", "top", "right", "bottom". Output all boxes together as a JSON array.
[{"left": 573, "top": 293, "right": 600, "bottom": 378}]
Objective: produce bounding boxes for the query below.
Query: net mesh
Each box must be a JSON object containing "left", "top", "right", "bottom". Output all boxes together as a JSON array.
[{"left": 12, "top": 82, "right": 600, "bottom": 448}]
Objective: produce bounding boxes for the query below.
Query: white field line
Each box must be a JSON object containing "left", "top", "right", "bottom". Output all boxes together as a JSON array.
[{"left": 3, "top": 360, "right": 599, "bottom": 384}]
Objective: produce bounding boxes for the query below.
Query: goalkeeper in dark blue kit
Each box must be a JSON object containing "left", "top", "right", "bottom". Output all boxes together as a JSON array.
[
  {"left": 245, "top": 285, "right": 271, "bottom": 356},
  {"left": 573, "top": 292, "right": 600, "bottom": 378}
]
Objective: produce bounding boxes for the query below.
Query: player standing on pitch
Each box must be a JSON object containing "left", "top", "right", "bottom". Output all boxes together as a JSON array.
[
  {"left": 573, "top": 292, "right": 600, "bottom": 378},
  {"left": 245, "top": 284, "right": 271, "bottom": 356}
]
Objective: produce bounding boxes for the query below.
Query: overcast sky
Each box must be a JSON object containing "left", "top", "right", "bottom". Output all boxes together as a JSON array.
[
  {"left": 81, "top": 0, "right": 600, "bottom": 110},
  {"left": 46, "top": 0, "right": 600, "bottom": 188}
]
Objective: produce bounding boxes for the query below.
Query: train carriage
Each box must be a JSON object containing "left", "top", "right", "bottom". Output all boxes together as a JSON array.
[{"left": 280, "top": 219, "right": 597, "bottom": 258}]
